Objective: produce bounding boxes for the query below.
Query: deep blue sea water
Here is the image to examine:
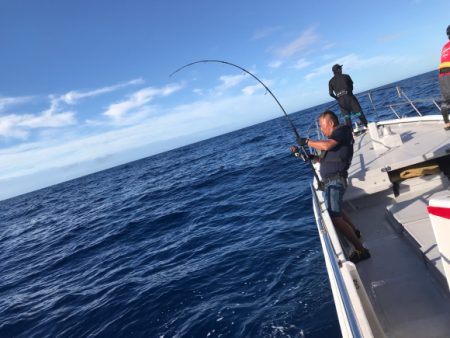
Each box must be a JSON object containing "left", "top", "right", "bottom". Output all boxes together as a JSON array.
[{"left": 0, "top": 71, "right": 442, "bottom": 337}]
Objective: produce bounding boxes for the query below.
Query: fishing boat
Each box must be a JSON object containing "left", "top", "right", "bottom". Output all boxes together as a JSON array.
[
  {"left": 172, "top": 61, "right": 450, "bottom": 336},
  {"left": 310, "top": 86, "right": 450, "bottom": 337}
]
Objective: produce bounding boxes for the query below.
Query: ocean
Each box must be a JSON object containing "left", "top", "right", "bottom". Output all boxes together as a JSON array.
[{"left": 0, "top": 71, "right": 442, "bottom": 337}]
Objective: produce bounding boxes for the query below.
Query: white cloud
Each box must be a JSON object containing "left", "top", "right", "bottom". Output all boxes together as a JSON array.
[
  {"left": 60, "top": 78, "right": 144, "bottom": 104},
  {"left": 242, "top": 83, "right": 262, "bottom": 96},
  {"left": 304, "top": 53, "right": 398, "bottom": 80},
  {"left": 276, "top": 26, "right": 319, "bottom": 58},
  {"left": 268, "top": 60, "right": 283, "bottom": 69},
  {"left": 212, "top": 74, "right": 248, "bottom": 95},
  {"left": 18, "top": 111, "right": 75, "bottom": 128},
  {"left": 0, "top": 80, "right": 182, "bottom": 140},
  {"left": 252, "top": 26, "right": 283, "bottom": 40},
  {"left": 0, "top": 95, "right": 34, "bottom": 111},
  {"left": 0, "top": 89, "right": 279, "bottom": 182},
  {"left": 210, "top": 72, "right": 270, "bottom": 97},
  {"left": 293, "top": 58, "right": 312, "bottom": 70},
  {"left": 102, "top": 84, "right": 182, "bottom": 121},
  {"left": 0, "top": 111, "right": 76, "bottom": 139},
  {"left": 322, "top": 42, "right": 336, "bottom": 50},
  {"left": 322, "top": 54, "right": 337, "bottom": 61},
  {"left": 0, "top": 78, "right": 148, "bottom": 139},
  {"left": 377, "top": 33, "right": 403, "bottom": 43}
]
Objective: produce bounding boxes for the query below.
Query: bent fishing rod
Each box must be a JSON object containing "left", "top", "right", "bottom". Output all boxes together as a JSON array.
[{"left": 170, "top": 59, "right": 322, "bottom": 186}]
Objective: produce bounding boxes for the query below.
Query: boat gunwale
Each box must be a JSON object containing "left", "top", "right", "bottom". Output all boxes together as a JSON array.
[{"left": 311, "top": 182, "right": 377, "bottom": 338}]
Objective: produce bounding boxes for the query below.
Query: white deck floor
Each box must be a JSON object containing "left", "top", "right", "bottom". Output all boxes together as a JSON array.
[
  {"left": 342, "top": 117, "right": 450, "bottom": 337},
  {"left": 349, "top": 192, "right": 450, "bottom": 337},
  {"left": 351, "top": 117, "right": 450, "bottom": 174}
]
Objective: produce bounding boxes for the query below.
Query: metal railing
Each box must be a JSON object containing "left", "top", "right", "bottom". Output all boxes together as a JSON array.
[
  {"left": 300, "top": 85, "right": 442, "bottom": 148},
  {"left": 366, "top": 85, "right": 441, "bottom": 119}
]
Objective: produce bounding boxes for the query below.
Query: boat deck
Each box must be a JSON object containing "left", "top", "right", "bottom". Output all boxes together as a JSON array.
[
  {"left": 349, "top": 195, "right": 450, "bottom": 338},
  {"left": 345, "top": 116, "right": 450, "bottom": 201},
  {"left": 343, "top": 117, "right": 450, "bottom": 337},
  {"left": 351, "top": 116, "right": 450, "bottom": 173},
  {"left": 386, "top": 178, "right": 450, "bottom": 279}
]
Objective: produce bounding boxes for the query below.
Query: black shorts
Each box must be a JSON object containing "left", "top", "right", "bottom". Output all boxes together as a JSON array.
[{"left": 337, "top": 94, "right": 362, "bottom": 115}]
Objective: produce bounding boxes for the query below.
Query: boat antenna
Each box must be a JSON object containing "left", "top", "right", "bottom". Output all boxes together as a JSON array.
[{"left": 170, "top": 59, "right": 322, "bottom": 186}]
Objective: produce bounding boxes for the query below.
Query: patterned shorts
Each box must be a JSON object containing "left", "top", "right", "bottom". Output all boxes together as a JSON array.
[{"left": 324, "top": 177, "right": 347, "bottom": 218}]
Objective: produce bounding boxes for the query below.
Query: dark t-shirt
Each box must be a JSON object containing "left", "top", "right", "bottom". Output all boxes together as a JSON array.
[
  {"left": 329, "top": 74, "right": 354, "bottom": 98},
  {"left": 319, "top": 125, "right": 354, "bottom": 179}
]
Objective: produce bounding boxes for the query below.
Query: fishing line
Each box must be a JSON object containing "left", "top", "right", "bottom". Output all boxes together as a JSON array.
[{"left": 170, "top": 59, "right": 322, "bottom": 186}]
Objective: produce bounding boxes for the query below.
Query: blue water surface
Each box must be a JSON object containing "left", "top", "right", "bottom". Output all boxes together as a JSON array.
[{"left": 0, "top": 71, "right": 442, "bottom": 337}]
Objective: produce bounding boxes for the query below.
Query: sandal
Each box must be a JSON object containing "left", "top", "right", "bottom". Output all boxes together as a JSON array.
[{"left": 349, "top": 249, "right": 371, "bottom": 264}]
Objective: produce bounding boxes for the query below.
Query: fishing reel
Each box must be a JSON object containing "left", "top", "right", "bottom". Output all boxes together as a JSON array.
[
  {"left": 290, "top": 145, "right": 318, "bottom": 163},
  {"left": 290, "top": 145, "right": 303, "bottom": 159}
]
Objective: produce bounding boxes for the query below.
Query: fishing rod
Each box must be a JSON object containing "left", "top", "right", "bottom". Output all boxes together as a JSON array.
[
  {"left": 170, "top": 59, "right": 322, "bottom": 187},
  {"left": 170, "top": 60, "right": 300, "bottom": 138}
]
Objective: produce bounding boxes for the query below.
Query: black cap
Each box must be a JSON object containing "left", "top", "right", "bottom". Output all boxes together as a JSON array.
[{"left": 332, "top": 64, "right": 342, "bottom": 72}]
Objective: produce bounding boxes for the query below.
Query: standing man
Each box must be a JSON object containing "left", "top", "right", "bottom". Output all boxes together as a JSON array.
[
  {"left": 438, "top": 25, "right": 450, "bottom": 130},
  {"left": 329, "top": 64, "right": 368, "bottom": 128},
  {"left": 295, "top": 110, "right": 370, "bottom": 263}
]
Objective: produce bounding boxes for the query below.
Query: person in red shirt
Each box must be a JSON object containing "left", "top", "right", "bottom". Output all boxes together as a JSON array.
[{"left": 438, "top": 25, "right": 450, "bottom": 130}]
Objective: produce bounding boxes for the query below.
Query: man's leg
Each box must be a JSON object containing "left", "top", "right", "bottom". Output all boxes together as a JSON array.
[
  {"left": 439, "top": 75, "right": 450, "bottom": 127},
  {"left": 342, "top": 113, "right": 352, "bottom": 127},
  {"left": 325, "top": 180, "right": 364, "bottom": 249},
  {"left": 354, "top": 111, "right": 368, "bottom": 127},
  {"left": 331, "top": 216, "right": 365, "bottom": 251},
  {"left": 441, "top": 101, "right": 450, "bottom": 125},
  {"left": 350, "top": 96, "right": 368, "bottom": 127},
  {"left": 339, "top": 107, "right": 352, "bottom": 126},
  {"left": 338, "top": 97, "right": 352, "bottom": 126},
  {"left": 342, "top": 209, "right": 360, "bottom": 237}
]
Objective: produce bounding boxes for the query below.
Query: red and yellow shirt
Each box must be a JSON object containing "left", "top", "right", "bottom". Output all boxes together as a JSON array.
[{"left": 439, "top": 41, "right": 450, "bottom": 76}]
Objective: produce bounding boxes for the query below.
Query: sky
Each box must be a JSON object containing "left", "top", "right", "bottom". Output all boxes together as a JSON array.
[{"left": 0, "top": 0, "right": 449, "bottom": 200}]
